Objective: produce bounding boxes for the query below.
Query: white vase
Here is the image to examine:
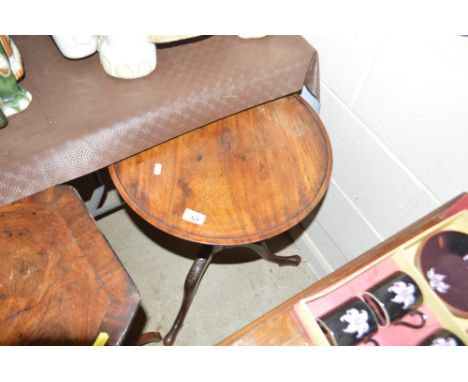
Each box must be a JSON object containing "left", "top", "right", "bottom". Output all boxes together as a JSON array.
[
  {"left": 51, "top": 35, "right": 98, "bottom": 59},
  {"left": 98, "top": 35, "right": 157, "bottom": 79},
  {"left": 238, "top": 35, "right": 266, "bottom": 39}
]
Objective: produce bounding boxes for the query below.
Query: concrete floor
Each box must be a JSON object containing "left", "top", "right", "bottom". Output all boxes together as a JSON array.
[{"left": 72, "top": 174, "right": 318, "bottom": 345}]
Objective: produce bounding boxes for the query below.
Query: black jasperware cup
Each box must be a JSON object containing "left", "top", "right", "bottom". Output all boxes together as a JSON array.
[
  {"left": 362, "top": 271, "right": 426, "bottom": 328},
  {"left": 418, "top": 329, "right": 465, "bottom": 346},
  {"left": 317, "top": 297, "right": 379, "bottom": 346}
]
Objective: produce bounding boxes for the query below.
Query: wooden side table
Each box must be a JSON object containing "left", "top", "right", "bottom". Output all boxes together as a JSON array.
[
  {"left": 218, "top": 193, "right": 468, "bottom": 345},
  {"left": 109, "top": 94, "right": 332, "bottom": 345},
  {"left": 0, "top": 186, "right": 140, "bottom": 345}
]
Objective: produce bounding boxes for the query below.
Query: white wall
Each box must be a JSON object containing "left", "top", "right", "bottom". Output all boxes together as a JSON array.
[{"left": 295, "top": 35, "right": 468, "bottom": 277}]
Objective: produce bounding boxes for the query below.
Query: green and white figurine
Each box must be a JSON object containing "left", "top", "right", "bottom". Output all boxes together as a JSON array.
[{"left": 0, "top": 36, "right": 32, "bottom": 128}]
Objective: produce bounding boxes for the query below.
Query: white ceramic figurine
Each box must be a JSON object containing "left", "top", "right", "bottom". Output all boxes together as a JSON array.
[{"left": 52, "top": 35, "right": 265, "bottom": 80}]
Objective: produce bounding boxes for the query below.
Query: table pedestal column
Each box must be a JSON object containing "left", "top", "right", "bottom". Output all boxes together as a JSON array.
[
  {"left": 163, "top": 242, "right": 301, "bottom": 345},
  {"left": 163, "top": 245, "right": 223, "bottom": 346}
]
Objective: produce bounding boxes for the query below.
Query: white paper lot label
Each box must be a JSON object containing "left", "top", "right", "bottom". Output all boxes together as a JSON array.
[
  {"left": 153, "top": 163, "right": 162, "bottom": 175},
  {"left": 182, "top": 208, "right": 206, "bottom": 225}
]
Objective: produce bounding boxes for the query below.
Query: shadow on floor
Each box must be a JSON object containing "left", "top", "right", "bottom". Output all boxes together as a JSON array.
[
  {"left": 68, "top": 168, "right": 299, "bottom": 265},
  {"left": 122, "top": 306, "right": 151, "bottom": 346},
  {"left": 122, "top": 204, "right": 295, "bottom": 264}
]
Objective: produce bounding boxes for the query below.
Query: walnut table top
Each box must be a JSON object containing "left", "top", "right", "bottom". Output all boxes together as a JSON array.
[{"left": 0, "top": 186, "right": 139, "bottom": 345}]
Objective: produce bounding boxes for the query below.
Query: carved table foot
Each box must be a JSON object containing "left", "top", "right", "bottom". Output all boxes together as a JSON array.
[
  {"left": 244, "top": 241, "right": 302, "bottom": 266},
  {"left": 163, "top": 244, "right": 224, "bottom": 346}
]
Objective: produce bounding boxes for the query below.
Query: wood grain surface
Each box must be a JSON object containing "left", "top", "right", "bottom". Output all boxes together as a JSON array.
[
  {"left": 109, "top": 95, "right": 332, "bottom": 245},
  {"left": 218, "top": 193, "right": 466, "bottom": 345},
  {"left": 0, "top": 186, "right": 140, "bottom": 345}
]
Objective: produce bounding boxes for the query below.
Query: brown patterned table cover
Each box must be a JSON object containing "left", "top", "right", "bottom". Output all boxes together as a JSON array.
[{"left": 0, "top": 35, "right": 319, "bottom": 206}]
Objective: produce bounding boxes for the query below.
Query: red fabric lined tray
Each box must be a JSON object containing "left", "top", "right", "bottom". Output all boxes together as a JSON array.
[{"left": 299, "top": 257, "right": 442, "bottom": 345}]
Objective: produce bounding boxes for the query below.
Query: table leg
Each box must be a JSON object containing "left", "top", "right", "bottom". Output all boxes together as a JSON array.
[
  {"left": 163, "top": 244, "right": 224, "bottom": 346},
  {"left": 244, "top": 241, "right": 301, "bottom": 266}
]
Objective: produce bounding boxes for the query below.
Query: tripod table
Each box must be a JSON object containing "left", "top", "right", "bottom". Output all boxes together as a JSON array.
[{"left": 108, "top": 94, "right": 332, "bottom": 345}]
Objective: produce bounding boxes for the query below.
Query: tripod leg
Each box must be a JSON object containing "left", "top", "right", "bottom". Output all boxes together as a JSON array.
[
  {"left": 163, "top": 245, "right": 223, "bottom": 345},
  {"left": 244, "top": 241, "right": 301, "bottom": 266}
]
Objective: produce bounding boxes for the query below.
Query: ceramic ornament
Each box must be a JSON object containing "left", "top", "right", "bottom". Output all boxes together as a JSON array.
[
  {"left": 51, "top": 35, "right": 267, "bottom": 80},
  {"left": 98, "top": 35, "right": 157, "bottom": 80},
  {"left": 51, "top": 35, "right": 97, "bottom": 59},
  {"left": 52, "top": 34, "right": 159, "bottom": 79},
  {"left": 237, "top": 35, "right": 266, "bottom": 39},
  {"left": 0, "top": 36, "right": 32, "bottom": 128},
  {"left": 146, "top": 35, "right": 198, "bottom": 43}
]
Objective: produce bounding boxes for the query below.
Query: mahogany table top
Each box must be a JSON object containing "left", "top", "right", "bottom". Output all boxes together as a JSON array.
[{"left": 109, "top": 94, "right": 332, "bottom": 245}]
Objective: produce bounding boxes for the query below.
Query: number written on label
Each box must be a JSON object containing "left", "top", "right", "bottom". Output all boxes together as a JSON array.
[{"left": 182, "top": 208, "right": 206, "bottom": 225}]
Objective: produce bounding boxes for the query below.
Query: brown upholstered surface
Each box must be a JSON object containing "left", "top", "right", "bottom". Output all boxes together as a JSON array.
[{"left": 0, "top": 36, "right": 319, "bottom": 206}]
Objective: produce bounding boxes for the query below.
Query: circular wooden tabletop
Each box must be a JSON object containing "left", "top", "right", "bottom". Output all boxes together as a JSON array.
[{"left": 109, "top": 95, "right": 332, "bottom": 245}]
